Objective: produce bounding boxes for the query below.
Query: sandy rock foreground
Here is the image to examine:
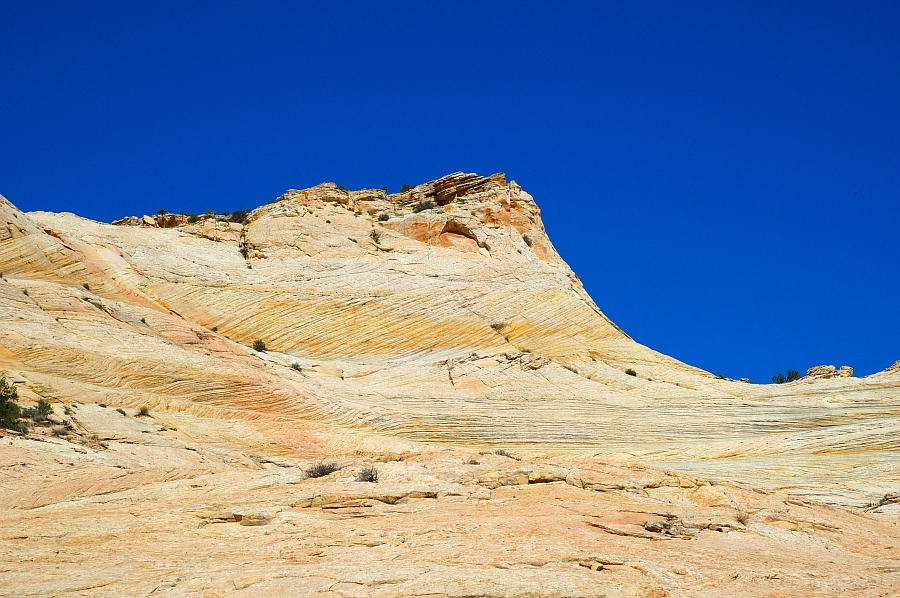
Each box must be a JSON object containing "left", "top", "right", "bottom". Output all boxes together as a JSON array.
[{"left": 3, "top": 404, "right": 899, "bottom": 597}]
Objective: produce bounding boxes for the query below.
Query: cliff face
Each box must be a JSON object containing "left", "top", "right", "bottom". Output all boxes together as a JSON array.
[{"left": 1, "top": 174, "right": 899, "bottom": 596}]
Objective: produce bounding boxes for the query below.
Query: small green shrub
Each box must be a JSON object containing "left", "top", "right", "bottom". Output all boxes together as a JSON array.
[
  {"left": 138, "top": 406, "right": 150, "bottom": 417},
  {"left": 239, "top": 246, "right": 249, "bottom": 258},
  {"left": 400, "top": 184, "right": 413, "bottom": 192},
  {"left": 495, "top": 449, "right": 514, "bottom": 459},
  {"left": 230, "top": 209, "right": 249, "bottom": 223},
  {"left": 522, "top": 234, "right": 533, "bottom": 247},
  {"left": 253, "top": 339, "right": 267, "bottom": 352},
  {"left": 378, "top": 213, "right": 389, "bottom": 222},
  {"left": 306, "top": 462, "right": 341, "bottom": 478},
  {"left": 157, "top": 208, "right": 168, "bottom": 216},
  {"left": 337, "top": 185, "right": 349, "bottom": 192},
  {"left": 412, "top": 200, "right": 436, "bottom": 213},
  {"left": 290, "top": 363, "right": 302, "bottom": 372},
  {"left": 22, "top": 399, "right": 52, "bottom": 422},
  {"left": 0, "top": 378, "right": 22, "bottom": 429},
  {"left": 625, "top": 368, "right": 637, "bottom": 377},
  {"left": 356, "top": 466, "right": 379, "bottom": 483},
  {"left": 772, "top": 370, "right": 801, "bottom": 384},
  {"left": 187, "top": 214, "right": 199, "bottom": 224}
]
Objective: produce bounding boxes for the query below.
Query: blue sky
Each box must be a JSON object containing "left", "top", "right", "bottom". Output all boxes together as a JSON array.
[{"left": 2, "top": 1, "right": 898, "bottom": 382}]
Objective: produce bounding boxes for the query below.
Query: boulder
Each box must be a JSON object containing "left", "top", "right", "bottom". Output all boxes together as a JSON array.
[{"left": 155, "top": 214, "right": 188, "bottom": 228}]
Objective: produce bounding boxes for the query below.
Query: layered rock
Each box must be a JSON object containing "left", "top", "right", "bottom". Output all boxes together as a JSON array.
[
  {"left": 1, "top": 173, "right": 899, "bottom": 595},
  {"left": 112, "top": 213, "right": 188, "bottom": 227},
  {"left": 806, "top": 365, "right": 854, "bottom": 379}
]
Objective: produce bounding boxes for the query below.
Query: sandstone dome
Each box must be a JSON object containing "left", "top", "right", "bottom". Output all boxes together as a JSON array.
[{"left": 2, "top": 173, "right": 898, "bottom": 596}]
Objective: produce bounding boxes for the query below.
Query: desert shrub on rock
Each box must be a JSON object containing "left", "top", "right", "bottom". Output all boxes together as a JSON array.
[
  {"left": 625, "top": 368, "right": 637, "bottom": 377},
  {"left": 772, "top": 370, "right": 800, "bottom": 384},
  {"left": 253, "top": 339, "right": 267, "bottom": 352},
  {"left": 412, "top": 200, "right": 436, "bottom": 213},
  {"left": 306, "top": 462, "right": 341, "bottom": 478},
  {"left": 22, "top": 399, "right": 52, "bottom": 422},
  {"left": 356, "top": 466, "right": 379, "bottom": 483},
  {"left": 0, "top": 377, "right": 22, "bottom": 429}
]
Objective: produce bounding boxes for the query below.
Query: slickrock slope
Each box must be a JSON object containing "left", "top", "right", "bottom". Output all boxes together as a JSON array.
[{"left": 1, "top": 173, "right": 899, "bottom": 596}]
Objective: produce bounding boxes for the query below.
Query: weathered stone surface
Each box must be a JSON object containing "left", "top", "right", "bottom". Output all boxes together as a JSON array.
[
  {"left": 1, "top": 174, "right": 899, "bottom": 596},
  {"left": 806, "top": 364, "right": 853, "bottom": 378},
  {"left": 155, "top": 213, "right": 188, "bottom": 228},
  {"left": 111, "top": 215, "right": 141, "bottom": 226}
]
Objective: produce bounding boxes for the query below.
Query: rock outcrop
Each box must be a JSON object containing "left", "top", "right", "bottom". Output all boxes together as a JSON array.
[
  {"left": 806, "top": 365, "right": 854, "bottom": 378},
  {"left": 113, "top": 213, "right": 188, "bottom": 227},
  {"left": 1, "top": 173, "right": 899, "bottom": 596}
]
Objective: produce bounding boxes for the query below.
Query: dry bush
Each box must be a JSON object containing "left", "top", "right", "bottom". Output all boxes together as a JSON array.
[
  {"left": 306, "top": 462, "right": 341, "bottom": 478},
  {"left": 356, "top": 466, "right": 379, "bottom": 483}
]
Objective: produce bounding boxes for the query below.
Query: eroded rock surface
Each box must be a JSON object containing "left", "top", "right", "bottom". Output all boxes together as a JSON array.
[{"left": 1, "top": 175, "right": 899, "bottom": 596}]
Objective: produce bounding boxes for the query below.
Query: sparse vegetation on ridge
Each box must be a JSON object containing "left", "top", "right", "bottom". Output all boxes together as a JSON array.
[
  {"left": 253, "top": 339, "right": 267, "bottom": 352},
  {"left": 772, "top": 370, "right": 800, "bottom": 384},
  {"left": 412, "top": 200, "right": 436, "bottom": 213}
]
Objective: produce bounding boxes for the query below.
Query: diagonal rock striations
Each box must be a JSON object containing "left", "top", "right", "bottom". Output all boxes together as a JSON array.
[{"left": 1, "top": 173, "right": 899, "bottom": 596}]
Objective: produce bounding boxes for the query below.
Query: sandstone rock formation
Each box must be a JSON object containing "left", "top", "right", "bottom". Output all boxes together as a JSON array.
[
  {"left": 806, "top": 364, "right": 854, "bottom": 379},
  {"left": 1, "top": 173, "right": 899, "bottom": 596},
  {"left": 112, "top": 213, "right": 188, "bottom": 227}
]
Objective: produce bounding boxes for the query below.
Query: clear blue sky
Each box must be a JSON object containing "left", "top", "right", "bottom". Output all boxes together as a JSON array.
[{"left": 2, "top": 1, "right": 898, "bottom": 382}]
